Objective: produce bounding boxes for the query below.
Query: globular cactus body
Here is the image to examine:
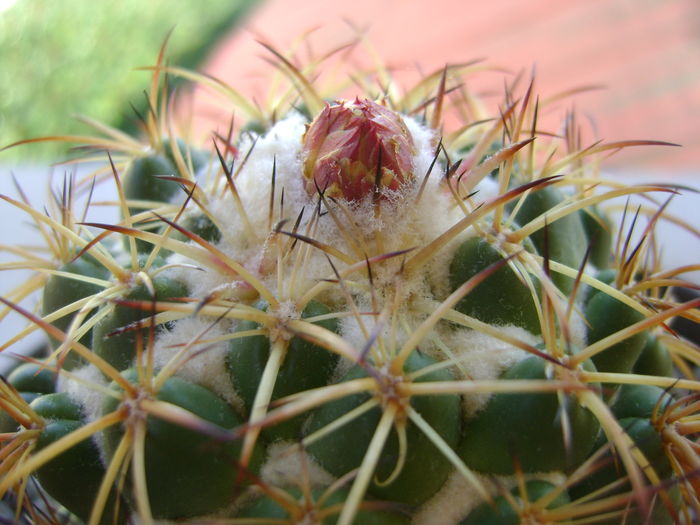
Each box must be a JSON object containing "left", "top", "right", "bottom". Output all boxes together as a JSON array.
[{"left": 1, "top": 38, "right": 699, "bottom": 525}]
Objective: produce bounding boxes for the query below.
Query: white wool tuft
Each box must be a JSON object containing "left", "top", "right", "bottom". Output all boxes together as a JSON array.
[
  {"left": 62, "top": 363, "right": 110, "bottom": 421},
  {"left": 260, "top": 441, "right": 335, "bottom": 488},
  {"left": 412, "top": 470, "right": 566, "bottom": 525},
  {"left": 149, "top": 316, "right": 244, "bottom": 413},
  {"left": 403, "top": 114, "right": 438, "bottom": 182},
  {"left": 275, "top": 298, "right": 300, "bottom": 321},
  {"left": 440, "top": 325, "right": 538, "bottom": 417},
  {"left": 62, "top": 363, "right": 112, "bottom": 463},
  {"left": 164, "top": 112, "right": 311, "bottom": 300},
  {"left": 568, "top": 303, "right": 588, "bottom": 349},
  {"left": 472, "top": 175, "right": 501, "bottom": 202},
  {"left": 165, "top": 258, "right": 230, "bottom": 302},
  {"left": 234, "top": 112, "right": 309, "bottom": 235}
]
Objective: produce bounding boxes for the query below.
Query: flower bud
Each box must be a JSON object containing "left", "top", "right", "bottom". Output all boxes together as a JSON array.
[{"left": 301, "top": 98, "right": 416, "bottom": 201}]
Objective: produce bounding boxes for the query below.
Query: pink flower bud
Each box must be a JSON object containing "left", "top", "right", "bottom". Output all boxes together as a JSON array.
[{"left": 301, "top": 98, "right": 416, "bottom": 201}]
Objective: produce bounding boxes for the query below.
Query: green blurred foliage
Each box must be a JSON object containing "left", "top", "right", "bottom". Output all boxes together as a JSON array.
[{"left": 0, "top": 0, "right": 259, "bottom": 160}]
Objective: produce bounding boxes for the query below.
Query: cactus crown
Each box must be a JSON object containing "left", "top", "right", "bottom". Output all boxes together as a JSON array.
[{"left": 0, "top": 37, "right": 698, "bottom": 525}]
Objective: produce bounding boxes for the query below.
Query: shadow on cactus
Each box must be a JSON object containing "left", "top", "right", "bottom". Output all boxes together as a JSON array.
[{"left": 1, "top": 34, "right": 699, "bottom": 525}]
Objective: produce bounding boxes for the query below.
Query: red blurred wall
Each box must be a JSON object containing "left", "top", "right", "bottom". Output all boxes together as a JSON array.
[{"left": 190, "top": 0, "right": 699, "bottom": 171}]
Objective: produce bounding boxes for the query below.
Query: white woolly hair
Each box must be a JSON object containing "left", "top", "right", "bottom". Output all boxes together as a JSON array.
[
  {"left": 412, "top": 470, "right": 566, "bottom": 525},
  {"left": 260, "top": 441, "right": 335, "bottom": 489},
  {"left": 438, "top": 325, "right": 536, "bottom": 417},
  {"left": 149, "top": 315, "right": 244, "bottom": 413}
]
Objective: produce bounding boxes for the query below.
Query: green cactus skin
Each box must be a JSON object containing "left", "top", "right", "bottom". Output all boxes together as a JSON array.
[
  {"left": 42, "top": 257, "right": 109, "bottom": 368},
  {"left": 227, "top": 300, "right": 340, "bottom": 441},
  {"left": 0, "top": 392, "right": 39, "bottom": 433},
  {"left": 581, "top": 486, "right": 682, "bottom": 525},
  {"left": 124, "top": 139, "right": 201, "bottom": 205},
  {"left": 584, "top": 268, "right": 616, "bottom": 305},
  {"left": 306, "top": 351, "right": 461, "bottom": 505},
  {"left": 102, "top": 371, "right": 259, "bottom": 520},
  {"left": 123, "top": 154, "right": 179, "bottom": 253},
  {"left": 175, "top": 212, "right": 221, "bottom": 244},
  {"left": 580, "top": 205, "right": 613, "bottom": 269},
  {"left": 633, "top": 334, "right": 674, "bottom": 377},
  {"left": 122, "top": 137, "right": 209, "bottom": 253},
  {"left": 31, "top": 392, "right": 125, "bottom": 525},
  {"left": 616, "top": 417, "right": 673, "bottom": 479},
  {"left": 570, "top": 384, "right": 678, "bottom": 525},
  {"left": 459, "top": 480, "right": 570, "bottom": 525},
  {"left": 569, "top": 417, "right": 674, "bottom": 524},
  {"left": 458, "top": 356, "right": 599, "bottom": 474},
  {"left": 124, "top": 155, "right": 177, "bottom": 204},
  {"left": 6, "top": 362, "right": 57, "bottom": 395},
  {"left": 510, "top": 185, "right": 588, "bottom": 294},
  {"left": 610, "top": 383, "right": 672, "bottom": 420},
  {"left": 449, "top": 237, "right": 541, "bottom": 335},
  {"left": 92, "top": 275, "right": 188, "bottom": 371},
  {"left": 0, "top": 363, "right": 57, "bottom": 432},
  {"left": 237, "top": 487, "right": 410, "bottom": 524},
  {"left": 123, "top": 139, "right": 209, "bottom": 230},
  {"left": 30, "top": 391, "right": 83, "bottom": 421},
  {"left": 585, "top": 290, "right": 647, "bottom": 375}
]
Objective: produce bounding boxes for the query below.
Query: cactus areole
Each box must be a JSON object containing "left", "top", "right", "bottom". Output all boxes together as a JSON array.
[
  {"left": 301, "top": 98, "right": 417, "bottom": 201},
  {"left": 0, "top": 36, "right": 698, "bottom": 525}
]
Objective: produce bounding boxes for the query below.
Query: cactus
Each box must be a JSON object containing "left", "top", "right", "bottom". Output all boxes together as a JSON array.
[{"left": 1, "top": 38, "right": 699, "bottom": 525}]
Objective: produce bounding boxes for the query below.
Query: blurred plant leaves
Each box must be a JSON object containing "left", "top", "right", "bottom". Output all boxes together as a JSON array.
[{"left": 0, "top": 0, "right": 260, "bottom": 160}]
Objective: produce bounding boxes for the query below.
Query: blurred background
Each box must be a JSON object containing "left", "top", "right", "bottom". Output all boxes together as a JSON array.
[
  {"left": 1, "top": 0, "right": 698, "bottom": 367},
  {"left": 2, "top": 0, "right": 698, "bottom": 168}
]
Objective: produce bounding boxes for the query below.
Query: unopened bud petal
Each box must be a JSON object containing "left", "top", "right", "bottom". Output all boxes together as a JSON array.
[{"left": 301, "top": 99, "right": 416, "bottom": 201}]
